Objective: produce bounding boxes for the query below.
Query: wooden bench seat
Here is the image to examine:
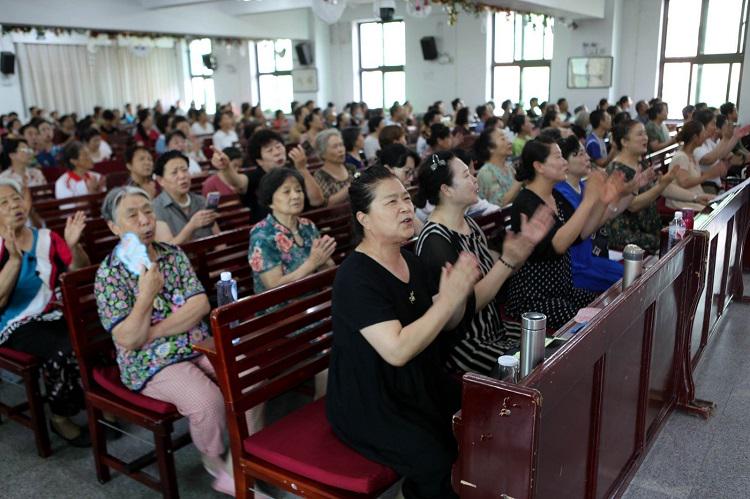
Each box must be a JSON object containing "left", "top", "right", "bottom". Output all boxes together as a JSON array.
[{"left": 196, "top": 267, "right": 400, "bottom": 498}]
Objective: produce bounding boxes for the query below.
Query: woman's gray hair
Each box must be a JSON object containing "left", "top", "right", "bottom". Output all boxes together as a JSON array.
[
  {"left": 0, "top": 179, "right": 23, "bottom": 195},
  {"left": 315, "top": 128, "right": 342, "bottom": 158},
  {"left": 101, "top": 186, "right": 151, "bottom": 222}
]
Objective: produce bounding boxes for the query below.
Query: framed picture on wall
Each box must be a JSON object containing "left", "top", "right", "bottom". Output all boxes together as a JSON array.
[
  {"left": 567, "top": 56, "right": 613, "bottom": 89},
  {"left": 292, "top": 68, "right": 318, "bottom": 92}
]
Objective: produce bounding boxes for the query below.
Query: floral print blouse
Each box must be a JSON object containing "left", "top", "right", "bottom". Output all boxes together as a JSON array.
[
  {"left": 248, "top": 214, "right": 320, "bottom": 294},
  {"left": 477, "top": 161, "right": 516, "bottom": 207},
  {"left": 94, "top": 242, "right": 209, "bottom": 392}
]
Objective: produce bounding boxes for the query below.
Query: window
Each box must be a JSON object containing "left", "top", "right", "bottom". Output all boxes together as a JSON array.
[
  {"left": 491, "top": 12, "right": 553, "bottom": 107},
  {"left": 188, "top": 38, "right": 216, "bottom": 113},
  {"left": 358, "top": 20, "right": 406, "bottom": 109},
  {"left": 659, "top": 0, "right": 749, "bottom": 118},
  {"left": 256, "top": 39, "right": 294, "bottom": 114}
]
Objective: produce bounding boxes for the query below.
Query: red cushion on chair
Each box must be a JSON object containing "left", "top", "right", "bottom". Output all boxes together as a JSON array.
[
  {"left": 0, "top": 347, "right": 36, "bottom": 365},
  {"left": 93, "top": 366, "right": 177, "bottom": 415},
  {"left": 243, "top": 398, "right": 398, "bottom": 494}
]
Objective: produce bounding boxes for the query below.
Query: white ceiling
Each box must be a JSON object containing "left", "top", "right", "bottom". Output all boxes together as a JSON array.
[{"left": 133, "top": 0, "right": 603, "bottom": 20}]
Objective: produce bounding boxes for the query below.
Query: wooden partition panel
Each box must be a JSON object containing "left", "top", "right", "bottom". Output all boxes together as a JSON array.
[
  {"left": 454, "top": 232, "right": 708, "bottom": 499},
  {"left": 691, "top": 179, "right": 750, "bottom": 366}
]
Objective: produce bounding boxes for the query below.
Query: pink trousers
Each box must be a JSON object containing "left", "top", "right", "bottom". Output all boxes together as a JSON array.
[{"left": 142, "top": 355, "right": 226, "bottom": 457}]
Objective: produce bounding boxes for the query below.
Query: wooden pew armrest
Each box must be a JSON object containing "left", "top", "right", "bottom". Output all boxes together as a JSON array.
[{"left": 194, "top": 337, "right": 216, "bottom": 358}]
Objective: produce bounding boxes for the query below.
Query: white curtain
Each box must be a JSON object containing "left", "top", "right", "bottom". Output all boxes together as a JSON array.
[{"left": 15, "top": 42, "right": 182, "bottom": 115}]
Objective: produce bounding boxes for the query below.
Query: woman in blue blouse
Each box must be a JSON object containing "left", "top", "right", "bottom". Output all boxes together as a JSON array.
[{"left": 553, "top": 136, "right": 631, "bottom": 292}]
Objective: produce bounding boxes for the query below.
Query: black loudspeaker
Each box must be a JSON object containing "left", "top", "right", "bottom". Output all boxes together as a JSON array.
[
  {"left": 202, "top": 53, "right": 217, "bottom": 70},
  {"left": 0, "top": 52, "right": 15, "bottom": 75},
  {"left": 420, "top": 36, "right": 438, "bottom": 61},
  {"left": 295, "top": 42, "right": 313, "bottom": 66}
]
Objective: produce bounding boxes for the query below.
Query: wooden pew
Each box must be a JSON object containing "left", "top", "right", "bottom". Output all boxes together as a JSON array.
[
  {"left": 452, "top": 231, "right": 709, "bottom": 498},
  {"left": 688, "top": 178, "right": 750, "bottom": 370},
  {"left": 182, "top": 228, "right": 254, "bottom": 302},
  {"left": 195, "top": 267, "right": 400, "bottom": 498}
]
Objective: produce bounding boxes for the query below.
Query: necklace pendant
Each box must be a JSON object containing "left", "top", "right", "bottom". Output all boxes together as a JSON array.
[{"left": 409, "top": 291, "right": 415, "bottom": 304}]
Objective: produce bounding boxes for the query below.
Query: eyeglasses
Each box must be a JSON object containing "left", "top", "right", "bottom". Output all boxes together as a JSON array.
[{"left": 18, "top": 146, "right": 33, "bottom": 154}]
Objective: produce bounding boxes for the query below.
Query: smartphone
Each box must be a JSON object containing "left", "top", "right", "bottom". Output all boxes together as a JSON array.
[{"left": 206, "top": 191, "right": 220, "bottom": 210}]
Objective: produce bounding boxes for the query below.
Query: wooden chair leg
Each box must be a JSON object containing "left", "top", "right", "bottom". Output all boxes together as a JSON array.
[
  {"left": 154, "top": 428, "right": 179, "bottom": 499},
  {"left": 87, "top": 405, "right": 111, "bottom": 484},
  {"left": 236, "top": 472, "right": 254, "bottom": 499},
  {"left": 22, "top": 367, "right": 51, "bottom": 458}
]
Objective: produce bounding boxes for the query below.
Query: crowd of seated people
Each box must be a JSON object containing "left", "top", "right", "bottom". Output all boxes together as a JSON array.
[{"left": 1, "top": 91, "right": 750, "bottom": 498}]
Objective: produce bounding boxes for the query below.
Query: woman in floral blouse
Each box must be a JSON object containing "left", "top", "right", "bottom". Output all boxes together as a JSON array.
[
  {"left": 94, "top": 186, "right": 234, "bottom": 495},
  {"left": 249, "top": 168, "right": 337, "bottom": 294}
]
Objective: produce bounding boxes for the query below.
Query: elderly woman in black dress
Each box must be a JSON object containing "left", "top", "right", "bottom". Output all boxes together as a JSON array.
[
  {"left": 414, "top": 150, "right": 554, "bottom": 374},
  {"left": 327, "top": 166, "right": 479, "bottom": 498}
]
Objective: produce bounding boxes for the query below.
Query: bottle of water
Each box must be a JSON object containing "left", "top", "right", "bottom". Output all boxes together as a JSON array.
[
  {"left": 216, "top": 271, "right": 238, "bottom": 307},
  {"left": 667, "top": 211, "right": 686, "bottom": 250},
  {"left": 216, "top": 272, "right": 240, "bottom": 340}
]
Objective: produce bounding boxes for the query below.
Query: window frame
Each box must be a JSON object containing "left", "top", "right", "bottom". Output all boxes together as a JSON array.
[
  {"left": 255, "top": 39, "right": 294, "bottom": 112},
  {"left": 357, "top": 19, "right": 406, "bottom": 109},
  {"left": 187, "top": 38, "right": 216, "bottom": 112},
  {"left": 658, "top": 0, "right": 750, "bottom": 109},
  {"left": 490, "top": 12, "right": 554, "bottom": 105}
]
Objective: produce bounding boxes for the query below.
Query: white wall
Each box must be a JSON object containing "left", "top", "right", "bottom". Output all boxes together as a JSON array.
[
  {"left": 0, "top": 33, "right": 25, "bottom": 117},
  {"left": 325, "top": 3, "right": 490, "bottom": 112},
  {"left": 212, "top": 42, "right": 254, "bottom": 106}
]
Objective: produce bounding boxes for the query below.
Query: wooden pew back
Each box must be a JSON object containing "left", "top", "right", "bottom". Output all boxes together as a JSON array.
[{"left": 453, "top": 231, "right": 709, "bottom": 498}]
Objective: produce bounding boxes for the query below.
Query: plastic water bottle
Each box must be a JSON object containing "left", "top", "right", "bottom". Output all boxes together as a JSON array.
[
  {"left": 667, "top": 211, "right": 686, "bottom": 250},
  {"left": 216, "top": 272, "right": 240, "bottom": 341},
  {"left": 216, "top": 271, "right": 238, "bottom": 307}
]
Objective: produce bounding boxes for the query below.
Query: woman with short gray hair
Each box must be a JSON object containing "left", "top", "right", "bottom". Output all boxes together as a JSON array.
[
  {"left": 95, "top": 186, "right": 235, "bottom": 494},
  {"left": 312, "top": 129, "right": 355, "bottom": 206},
  {"left": 0, "top": 178, "right": 90, "bottom": 446}
]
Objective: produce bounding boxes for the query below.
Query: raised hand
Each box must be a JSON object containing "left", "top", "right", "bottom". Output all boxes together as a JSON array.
[
  {"left": 657, "top": 165, "right": 678, "bottom": 186},
  {"left": 64, "top": 211, "right": 87, "bottom": 248},
  {"left": 85, "top": 174, "right": 100, "bottom": 194},
  {"left": 501, "top": 205, "right": 555, "bottom": 268},
  {"left": 601, "top": 169, "right": 628, "bottom": 204},
  {"left": 210, "top": 146, "right": 230, "bottom": 170},
  {"left": 733, "top": 124, "right": 750, "bottom": 139},
  {"left": 438, "top": 252, "right": 480, "bottom": 309},
  {"left": 583, "top": 168, "right": 606, "bottom": 201},
  {"left": 308, "top": 235, "right": 337, "bottom": 268},
  {"left": 138, "top": 263, "right": 164, "bottom": 300},
  {"left": 288, "top": 145, "right": 308, "bottom": 171},
  {"left": 707, "top": 160, "right": 729, "bottom": 179},
  {"left": 3, "top": 224, "right": 22, "bottom": 260}
]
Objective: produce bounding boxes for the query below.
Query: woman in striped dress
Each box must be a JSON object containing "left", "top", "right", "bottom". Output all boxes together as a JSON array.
[{"left": 414, "top": 151, "right": 554, "bottom": 374}]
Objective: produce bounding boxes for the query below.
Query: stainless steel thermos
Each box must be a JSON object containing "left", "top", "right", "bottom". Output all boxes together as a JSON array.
[
  {"left": 520, "top": 312, "right": 546, "bottom": 378},
  {"left": 622, "top": 244, "right": 645, "bottom": 290}
]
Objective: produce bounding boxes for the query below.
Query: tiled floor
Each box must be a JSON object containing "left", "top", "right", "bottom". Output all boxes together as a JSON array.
[{"left": 622, "top": 296, "right": 750, "bottom": 499}]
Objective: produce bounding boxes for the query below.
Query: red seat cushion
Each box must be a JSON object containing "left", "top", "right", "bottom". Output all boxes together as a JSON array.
[
  {"left": 243, "top": 398, "right": 398, "bottom": 494},
  {"left": 93, "top": 365, "right": 176, "bottom": 415},
  {"left": 0, "top": 347, "right": 36, "bottom": 365}
]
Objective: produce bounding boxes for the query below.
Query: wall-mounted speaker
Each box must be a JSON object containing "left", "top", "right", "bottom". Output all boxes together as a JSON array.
[
  {"left": 420, "top": 36, "right": 438, "bottom": 61},
  {"left": 1, "top": 52, "right": 15, "bottom": 75},
  {"left": 202, "top": 53, "right": 217, "bottom": 70},
  {"left": 295, "top": 42, "right": 313, "bottom": 66}
]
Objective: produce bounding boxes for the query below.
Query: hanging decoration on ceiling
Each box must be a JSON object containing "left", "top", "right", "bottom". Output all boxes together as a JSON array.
[
  {"left": 425, "top": 1, "right": 550, "bottom": 26},
  {"left": 312, "top": 0, "right": 348, "bottom": 24},
  {"left": 406, "top": 0, "right": 432, "bottom": 18}
]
